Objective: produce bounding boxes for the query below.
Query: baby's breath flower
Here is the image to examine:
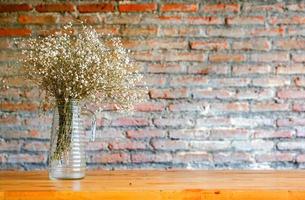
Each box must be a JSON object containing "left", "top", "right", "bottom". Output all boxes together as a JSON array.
[{"left": 19, "top": 23, "right": 146, "bottom": 110}]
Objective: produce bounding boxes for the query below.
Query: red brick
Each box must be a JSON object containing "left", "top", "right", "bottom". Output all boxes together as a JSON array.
[
  {"left": 295, "top": 128, "right": 305, "bottom": 137},
  {"left": 105, "top": 15, "right": 141, "bottom": 24},
  {"left": 236, "top": 88, "right": 275, "bottom": 100},
  {"left": 207, "top": 28, "right": 249, "bottom": 38},
  {"left": 123, "top": 39, "right": 187, "bottom": 50},
  {"left": 0, "top": 50, "right": 23, "bottom": 62},
  {"left": 250, "top": 52, "right": 289, "bottom": 62},
  {"left": 190, "top": 141, "right": 231, "bottom": 151},
  {"left": 277, "top": 89, "right": 305, "bottom": 99},
  {"left": 0, "top": 4, "right": 32, "bottom": 12},
  {"left": 5, "top": 77, "right": 35, "bottom": 88},
  {"left": 0, "top": 28, "right": 31, "bottom": 37},
  {"left": 274, "top": 39, "right": 305, "bottom": 50},
  {"left": 293, "top": 103, "right": 305, "bottom": 112},
  {"left": 190, "top": 40, "right": 228, "bottom": 50},
  {"left": 251, "top": 102, "right": 290, "bottom": 112},
  {"left": 149, "top": 88, "right": 189, "bottom": 99},
  {"left": 292, "top": 53, "right": 305, "bottom": 62},
  {"left": 134, "top": 102, "right": 165, "bottom": 112},
  {"left": 131, "top": 152, "right": 172, "bottom": 163},
  {"left": 161, "top": 3, "right": 198, "bottom": 12},
  {"left": 169, "top": 75, "right": 208, "bottom": 86},
  {"left": 0, "top": 115, "right": 18, "bottom": 125},
  {"left": 193, "top": 88, "right": 235, "bottom": 99},
  {"left": 122, "top": 26, "right": 157, "bottom": 36},
  {"left": 297, "top": 154, "right": 305, "bottom": 163},
  {"left": 186, "top": 16, "right": 223, "bottom": 25},
  {"left": 7, "top": 153, "right": 47, "bottom": 163},
  {"left": 227, "top": 16, "right": 265, "bottom": 25},
  {"left": 134, "top": 51, "right": 205, "bottom": 62},
  {"left": 0, "top": 88, "right": 21, "bottom": 99},
  {"left": 210, "top": 102, "right": 249, "bottom": 113},
  {"left": 132, "top": 52, "right": 156, "bottom": 61},
  {"left": 188, "top": 64, "right": 229, "bottom": 75},
  {"left": 168, "top": 102, "right": 207, "bottom": 112},
  {"left": 37, "top": 27, "right": 75, "bottom": 36},
  {"left": 0, "top": 16, "right": 16, "bottom": 24},
  {"left": 0, "top": 102, "right": 38, "bottom": 112},
  {"left": 35, "top": 3, "right": 74, "bottom": 12},
  {"left": 110, "top": 117, "right": 149, "bottom": 127},
  {"left": 169, "top": 129, "right": 209, "bottom": 139},
  {"left": 277, "top": 118, "right": 305, "bottom": 127},
  {"left": 108, "top": 140, "right": 147, "bottom": 150},
  {"left": 24, "top": 115, "right": 52, "bottom": 127},
  {"left": 251, "top": 27, "right": 285, "bottom": 37},
  {"left": 90, "top": 152, "right": 130, "bottom": 163},
  {"left": 202, "top": 3, "right": 240, "bottom": 13},
  {"left": 140, "top": 75, "right": 166, "bottom": 87},
  {"left": 256, "top": 153, "right": 295, "bottom": 162},
  {"left": 287, "top": 28, "right": 305, "bottom": 36},
  {"left": 93, "top": 129, "right": 124, "bottom": 140},
  {"left": 276, "top": 64, "right": 305, "bottom": 74},
  {"left": 0, "top": 140, "right": 21, "bottom": 151},
  {"left": 86, "top": 141, "right": 108, "bottom": 151},
  {"left": 126, "top": 130, "right": 166, "bottom": 139},
  {"left": 22, "top": 141, "right": 49, "bottom": 152},
  {"left": 164, "top": 52, "right": 206, "bottom": 62},
  {"left": 232, "top": 64, "right": 271, "bottom": 75},
  {"left": 77, "top": 3, "right": 114, "bottom": 13},
  {"left": 173, "top": 152, "right": 211, "bottom": 163},
  {"left": 296, "top": 154, "right": 305, "bottom": 163},
  {"left": 209, "top": 54, "right": 245, "bottom": 63},
  {"left": 270, "top": 16, "right": 305, "bottom": 24},
  {"left": 209, "top": 129, "right": 251, "bottom": 139},
  {"left": 213, "top": 152, "right": 252, "bottom": 163},
  {"left": 153, "top": 16, "right": 183, "bottom": 24},
  {"left": 146, "top": 63, "right": 186, "bottom": 74},
  {"left": 243, "top": 3, "right": 284, "bottom": 12},
  {"left": 95, "top": 26, "right": 120, "bottom": 36},
  {"left": 18, "top": 15, "right": 57, "bottom": 24},
  {"left": 286, "top": 3, "right": 305, "bottom": 11},
  {"left": 158, "top": 26, "right": 204, "bottom": 37},
  {"left": 119, "top": 3, "right": 157, "bottom": 12},
  {"left": 66, "top": 15, "right": 100, "bottom": 24},
  {"left": 254, "top": 76, "right": 289, "bottom": 87},
  {"left": 153, "top": 118, "right": 194, "bottom": 128},
  {"left": 232, "top": 39, "right": 271, "bottom": 51},
  {"left": 151, "top": 139, "right": 189, "bottom": 150},
  {"left": 254, "top": 130, "right": 294, "bottom": 139},
  {"left": 206, "top": 77, "right": 250, "bottom": 88}
]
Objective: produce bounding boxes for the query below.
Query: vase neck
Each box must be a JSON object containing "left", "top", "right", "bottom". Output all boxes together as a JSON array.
[{"left": 56, "top": 99, "right": 81, "bottom": 110}]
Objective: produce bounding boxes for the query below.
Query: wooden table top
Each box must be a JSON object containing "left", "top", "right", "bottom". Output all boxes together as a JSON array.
[{"left": 1, "top": 170, "right": 305, "bottom": 200}]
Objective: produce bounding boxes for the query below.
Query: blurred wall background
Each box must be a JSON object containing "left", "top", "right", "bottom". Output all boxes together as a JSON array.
[{"left": 1, "top": 0, "right": 305, "bottom": 170}]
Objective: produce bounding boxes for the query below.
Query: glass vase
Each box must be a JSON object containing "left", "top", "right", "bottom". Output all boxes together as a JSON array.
[{"left": 48, "top": 100, "right": 96, "bottom": 180}]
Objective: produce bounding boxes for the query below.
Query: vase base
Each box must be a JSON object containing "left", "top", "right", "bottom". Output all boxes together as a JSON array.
[{"left": 49, "top": 170, "right": 85, "bottom": 180}]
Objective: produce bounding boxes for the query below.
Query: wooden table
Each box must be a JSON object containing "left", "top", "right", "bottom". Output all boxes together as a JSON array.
[{"left": 1, "top": 170, "right": 305, "bottom": 200}]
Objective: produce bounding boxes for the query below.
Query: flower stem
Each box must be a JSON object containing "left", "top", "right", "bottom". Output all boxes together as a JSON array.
[{"left": 51, "top": 100, "right": 73, "bottom": 161}]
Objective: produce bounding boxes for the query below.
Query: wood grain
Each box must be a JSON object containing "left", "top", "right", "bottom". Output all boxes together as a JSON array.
[{"left": 1, "top": 170, "right": 305, "bottom": 200}]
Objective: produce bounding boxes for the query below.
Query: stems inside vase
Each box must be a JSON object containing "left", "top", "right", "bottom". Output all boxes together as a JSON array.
[{"left": 51, "top": 100, "right": 74, "bottom": 161}]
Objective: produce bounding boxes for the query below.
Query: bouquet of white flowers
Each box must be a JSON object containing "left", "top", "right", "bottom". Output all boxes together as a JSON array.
[{"left": 17, "top": 23, "right": 145, "bottom": 161}]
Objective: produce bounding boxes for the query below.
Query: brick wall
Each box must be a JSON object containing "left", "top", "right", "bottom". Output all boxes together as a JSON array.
[{"left": 1, "top": 0, "right": 305, "bottom": 170}]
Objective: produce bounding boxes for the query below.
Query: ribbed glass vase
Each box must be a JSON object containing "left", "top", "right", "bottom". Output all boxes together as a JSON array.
[{"left": 48, "top": 100, "right": 96, "bottom": 180}]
